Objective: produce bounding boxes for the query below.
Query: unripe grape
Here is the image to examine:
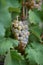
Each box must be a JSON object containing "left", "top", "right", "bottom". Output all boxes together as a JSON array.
[
  {"left": 12, "top": 21, "right": 18, "bottom": 28},
  {"left": 18, "top": 26, "right": 22, "bottom": 30},
  {"left": 14, "top": 29, "right": 18, "bottom": 32}
]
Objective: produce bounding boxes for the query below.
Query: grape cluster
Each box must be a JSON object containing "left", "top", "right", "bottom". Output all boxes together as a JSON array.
[
  {"left": 11, "top": 20, "right": 30, "bottom": 50},
  {"left": 23, "top": 0, "right": 42, "bottom": 10},
  {"left": 33, "top": 0, "right": 42, "bottom": 10}
]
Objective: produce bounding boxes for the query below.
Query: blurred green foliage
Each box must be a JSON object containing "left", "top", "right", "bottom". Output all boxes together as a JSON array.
[{"left": 0, "top": 0, "right": 43, "bottom": 65}]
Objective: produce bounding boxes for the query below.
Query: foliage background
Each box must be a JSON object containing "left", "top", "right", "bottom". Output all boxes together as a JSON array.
[{"left": 0, "top": 0, "right": 43, "bottom": 65}]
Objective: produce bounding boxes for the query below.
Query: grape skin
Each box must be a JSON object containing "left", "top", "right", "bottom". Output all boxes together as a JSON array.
[{"left": 12, "top": 20, "right": 30, "bottom": 49}]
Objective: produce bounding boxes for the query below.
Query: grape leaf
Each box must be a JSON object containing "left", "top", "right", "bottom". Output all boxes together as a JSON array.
[
  {"left": 0, "top": 0, "right": 21, "bottom": 28},
  {"left": 0, "top": 38, "right": 19, "bottom": 55},
  {"left": 0, "top": 4, "right": 11, "bottom": 28},
  {"left": 10, "top": 50, "right": 24, "bottom": 61},
  {"left": 25, "top": 42, "right": 43, "bottom": 65},
  {"left": 30, "top": 25, "right": 42, "bottom": 42},
  {"left": 4, "top": 51, "right": 13, "bottom": 65},
  {"left": 4, "top": 50, "right": 27, "bottom": 65},
  {"left": 29, "top": 10, "right": 41, "bottom": 24},
  {"left": 6, "top": 0, "right": 20, "bottom": 8},
  {"left": 0, "top": 23, "right": 5, "bottom": 37}
]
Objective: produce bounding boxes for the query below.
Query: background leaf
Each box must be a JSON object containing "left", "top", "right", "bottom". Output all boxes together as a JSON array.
[
  {"left": 0, "top": 0, "right": 21, "bottom": 28},
  {"left": 0, "top": 23, "right": 5, "bottom": 37},
  {"left": 0, "top": 38, "right": 19, "bottom": 55},
  {"left": 29, "top": 10, "right": 41, "bottom": 24},
  {"left": 30, "top": 25, "right": 42, "bottom": 42}
]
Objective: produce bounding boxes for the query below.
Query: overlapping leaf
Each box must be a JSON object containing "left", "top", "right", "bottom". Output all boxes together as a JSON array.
[
  {"left": 4, "top": 50, "right": 27, "bottom": 65},
  {"left": 0, "top": 0, "right": 21, "bottom": 28},
  {"left": 0, "top": 23, "right": 5, "bottom": 37},
  {"left": 0, "top": 38, "right": 19, "bottom": 55},
  {"left": 25, "top": 42, "right": 43, "bottom": 65},
  {"left": 30, "top": 25, "right": 42, "bottom": 42},
  {"left": 29, "top": 10, "right": 41, "bottom": 24}
]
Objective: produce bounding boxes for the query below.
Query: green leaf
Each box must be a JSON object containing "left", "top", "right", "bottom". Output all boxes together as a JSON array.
[
  {"left": 29, "top": 10, "right": 41, "bottom": 24},
  {"left": 0, "top": 23, "right": 5, "bottom": 37},
  {"left": 25, "top": 42, "right": 43, "bottom": 65},
  {"left": 0, "top": 38, "right": 19, "bottom": 55},
  {"left": 4, "top": 51, "right": 13, "bottom": 65},
  {"left": 33, "top": 9, "right": 43, "bottom": 22},
  {"left": 0, "top": 6, "right": 11, "bottom": 28},
  {"left": 10, "top": 50, "right": 24, "bottom": 61},
  {"left": 9, "top": 7, "right": 20, "bottom": 13},
  {"left": 36, "top": 11, "right": 43, "bottom": 22},
  {"left": 5, "top": 27, "right": 11, "bottom": 37},
  {"left": 0, "top": 0, "right": 21, "bottom": 28},
  {"left": 4, "top": 50, "right": 26, "bottom": 65},
  {"left": 6, "top": 0, "right": 21, "bottom": 8},
  {"left": 10, "top": 39, "right": 19, "bottom": 47},
  {"left": 6, "top": 0, "right": 21, "bottom": 13},
  {"left": 30, "top": 25, "right": 42, "bottom": 42}
]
